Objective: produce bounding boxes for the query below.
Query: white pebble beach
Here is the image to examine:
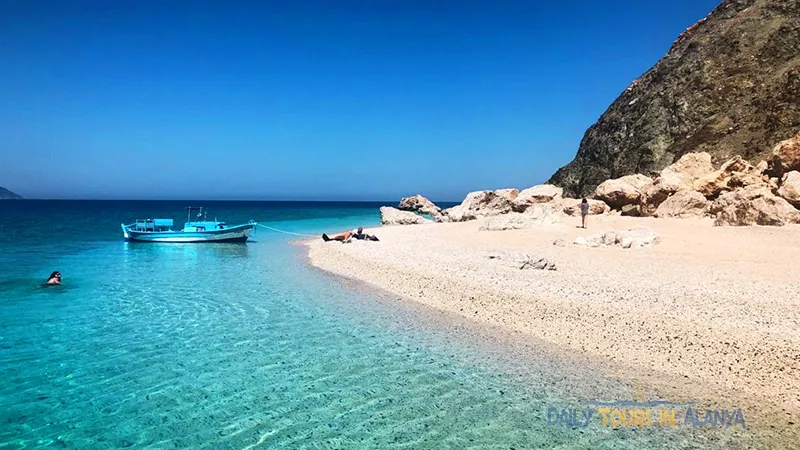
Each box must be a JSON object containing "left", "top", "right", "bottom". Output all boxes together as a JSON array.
[{"left": 307, "top": 215, "right": 800, "bottom": 435}]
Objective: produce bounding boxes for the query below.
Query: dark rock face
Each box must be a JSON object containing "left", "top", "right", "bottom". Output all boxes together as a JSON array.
[
  {"left": 0, "top": 186, "right": 22, "bottom": 199},
  {"left": 549, "top": 0, "right": 800, "bottom": 197}
]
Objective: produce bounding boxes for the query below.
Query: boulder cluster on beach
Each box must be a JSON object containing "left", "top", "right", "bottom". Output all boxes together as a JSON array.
[{"left": 383, "top": 131, "right": 800, "bottom": 228}]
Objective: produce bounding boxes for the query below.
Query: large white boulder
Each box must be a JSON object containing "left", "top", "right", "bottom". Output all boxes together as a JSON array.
[
  {"left": 694, "top": 155, "right": 765, "bottom": 199},
  {"left": 443, "top": 188, "right": 519, "bottom": 222},
  {"left": 397, "top": 194, "right": 444, "bottom": 221},
  {"left": 719, "top": 155, "right": 753, "bottom": 173},
  {"left": 711, "top": 185, "right": 800, "bottom": 226},
  {"left": 641, "top": 152, "right": 714, "bottom": 214},
  {"left": 662, "top": 152, "right": 715, "bottom": 181},
  {"left": 480, "top": 206, "right": 563, "bottom": 231},
  {"left": 771, "top": 131, "right": 800, "bottom": 174},
  {"left": 512, "top": 184, "right": 563, "bottom": 212},
  {"left": 398, "top": 194, "right": 440, "bottom": 213},
  {"left": 654, "top": 191, "right": 709, "bottom": 218},
  {"left": 777, "top": 171, "right": 800, "bottom": 208},
  {"left": 694, "top": 170, "right": 730, "bottom": 199},
  {"left": 594, "top": 174, "right": 653, "bottom": 210},
  {"left": 380, "top": 207, "right": 431, "bottom": 226},
  {"left": 559, "top": 198, "right": 609, "bottom": 216}
]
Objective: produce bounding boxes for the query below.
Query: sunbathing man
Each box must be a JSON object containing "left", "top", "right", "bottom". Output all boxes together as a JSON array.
[{"left": 322, "top": 227, "right": 379, "bottom": 242}]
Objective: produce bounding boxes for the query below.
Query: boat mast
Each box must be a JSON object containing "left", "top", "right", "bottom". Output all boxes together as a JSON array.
[{"left": 185, "top": 206, "right": 206, "bottom": 224}]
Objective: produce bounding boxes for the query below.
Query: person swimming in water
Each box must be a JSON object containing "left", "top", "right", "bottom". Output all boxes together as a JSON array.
[{"left": 45, "top": 271, "right": 62, "bottom": 285}]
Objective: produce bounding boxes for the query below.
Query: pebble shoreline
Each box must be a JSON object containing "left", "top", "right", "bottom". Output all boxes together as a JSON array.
[{"left": 306, "top": 215, "right": 800, "bottom": 434}]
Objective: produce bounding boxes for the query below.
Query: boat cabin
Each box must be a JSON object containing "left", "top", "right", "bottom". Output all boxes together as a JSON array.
[
  {"left": 132, "top": 219, "right": 174, "bottom": 232},
  {"left": 182, "top": 221, "right": 228, "bottom": 232},
  {"left": 182, "top": 207, "right": 227, "bottom": 232}
]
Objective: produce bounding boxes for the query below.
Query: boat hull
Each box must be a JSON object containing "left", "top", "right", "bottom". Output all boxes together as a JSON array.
[{"left": 122, "top": 223, "right": 255, "bottom": 243}]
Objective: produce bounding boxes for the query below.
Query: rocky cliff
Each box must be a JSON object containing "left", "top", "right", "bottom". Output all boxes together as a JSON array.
[
  {"left": 549, "top": 0, "right": 800, "bottom": 197},
  {"left": 0, "top": 186, "right": 23, "bottom": 199}
]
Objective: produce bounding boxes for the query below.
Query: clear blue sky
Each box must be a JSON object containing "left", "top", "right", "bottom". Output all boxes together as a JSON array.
[{"left": 0, "top": 0, "right": 720, "bottom": 201}]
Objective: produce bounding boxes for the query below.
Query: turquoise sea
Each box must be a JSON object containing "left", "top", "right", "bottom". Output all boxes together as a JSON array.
[{"left": 0, "top": 201, "right": 762, "bottom": 449}]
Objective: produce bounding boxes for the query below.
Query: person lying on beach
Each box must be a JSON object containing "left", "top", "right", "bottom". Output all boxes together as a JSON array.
[
  {"left": 45, "top": 271, "right": 62, "bottom": 285},
  {"left": 322, "top": 227, "right": 379, "bottom": 243}
]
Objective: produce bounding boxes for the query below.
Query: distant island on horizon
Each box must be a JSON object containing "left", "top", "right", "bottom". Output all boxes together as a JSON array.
[{"left": 0, "top": 186, "right": 22, "bottom": 200}]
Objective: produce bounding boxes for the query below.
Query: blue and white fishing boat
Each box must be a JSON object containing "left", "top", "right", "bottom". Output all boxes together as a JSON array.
[{"left": 121, "top": 207, "right": 256, "bottom": 243}]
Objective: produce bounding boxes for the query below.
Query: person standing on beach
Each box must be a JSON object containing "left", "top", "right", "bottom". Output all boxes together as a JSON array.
[{"left": 581, "top": 199, "right": 589, "bottom": 228}]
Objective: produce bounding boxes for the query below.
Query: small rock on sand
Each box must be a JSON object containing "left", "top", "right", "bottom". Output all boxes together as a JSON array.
[
  {"left": 482, "top": 251, "right": 557, "bottom": 270},
  {"left": 574, "top": 227, "right": 661, "bottom": 249}
]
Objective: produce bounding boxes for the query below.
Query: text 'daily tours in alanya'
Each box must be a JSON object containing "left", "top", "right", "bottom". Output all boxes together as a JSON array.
[{"left": 547, "top": 398, "right": 746, "bottom": 431}]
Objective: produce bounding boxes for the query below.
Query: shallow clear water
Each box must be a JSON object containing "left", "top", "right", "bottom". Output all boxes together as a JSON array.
[{"left": 0, "top": 202, "right": 758, "bottom": 449}]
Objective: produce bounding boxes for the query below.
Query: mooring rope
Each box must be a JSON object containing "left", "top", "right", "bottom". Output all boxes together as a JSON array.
[{"left": 254, "top": 223, "right": 319, "bottom": 238}]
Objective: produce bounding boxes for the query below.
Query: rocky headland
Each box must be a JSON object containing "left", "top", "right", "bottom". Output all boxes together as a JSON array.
[
  {"left": 549, "top": 0, "right": 800, "bottom": 197},
  {"left": 0, "top": 186, "right": 22, "bottom": 200}
]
